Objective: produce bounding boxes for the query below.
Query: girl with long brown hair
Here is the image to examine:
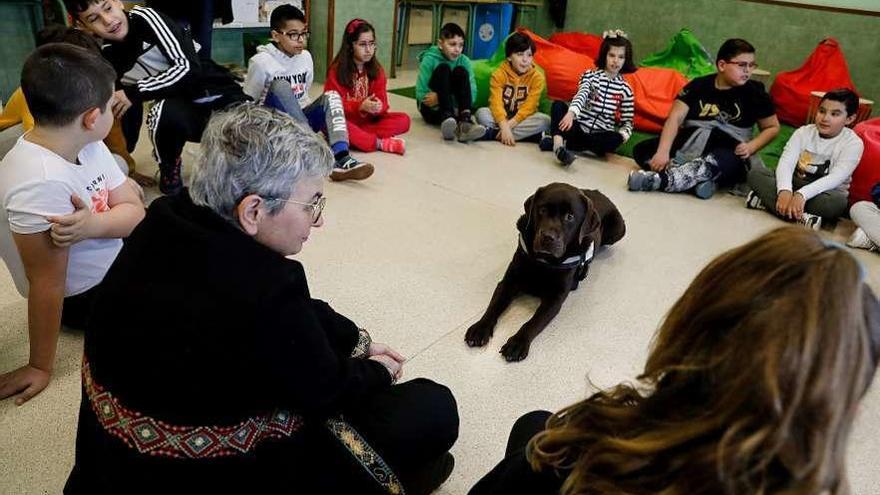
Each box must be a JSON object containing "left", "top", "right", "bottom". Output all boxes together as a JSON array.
[
  {"left": 324, "top": 19, "right": 411, "bottom": 155},
  {"left": 471, "top": 226, "right": 880, "bottom": 495}
]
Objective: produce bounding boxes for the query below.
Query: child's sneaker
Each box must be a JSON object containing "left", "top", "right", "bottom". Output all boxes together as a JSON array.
[
  {"left": 330, "top": 155, "right": 374, "bottom": 181},
  {"left": 159, "top": 157, "right": 183, "bottom": 195},
  {"left": 799, "top": 212, "right": 822, "bottom": 231},
  {"left": 379, "top": 137, "right": 406, "bottom": 155},
  {"left": 555, "top": 147, "right": 576, "bottom": 166},
  {"left": 846, "top": 227, "right": 879, "bottom": 251},
  {"left": 538, "top": 131, "right": 553, "bottom": 152},
  {"left": 744, "top": 190, "right": 766, "bottom": 210},
  {"left": 693, "top": 180, "right": 716, "bottom": 200},
  {"left": 440, "top": 117, "right": 457, "bottom": 141},
  {"left": 627, "top": 170, "right": 661, "bottom": 192},
  {"left": 456, "top": 121, "right": 487, "bottom": 142}
]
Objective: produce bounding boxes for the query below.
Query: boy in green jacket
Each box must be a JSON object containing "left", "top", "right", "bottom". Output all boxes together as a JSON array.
[{"left": 416, "top": 23, "right": 485, "bottom": 142}]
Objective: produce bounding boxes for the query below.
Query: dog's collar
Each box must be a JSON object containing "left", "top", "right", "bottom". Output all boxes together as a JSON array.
[{"left": 518, "top": 234, "right": 594, "bottom": 269}]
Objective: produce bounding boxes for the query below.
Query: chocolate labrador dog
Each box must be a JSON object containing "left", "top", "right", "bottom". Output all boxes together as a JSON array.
[{"left": 464, "top": 183, "right": 625, "bottom": 361}]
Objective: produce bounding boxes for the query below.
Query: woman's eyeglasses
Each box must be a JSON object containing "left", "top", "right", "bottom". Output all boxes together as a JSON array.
[{"left": 265, "top": 196, "right": 326, "bottom": 224}]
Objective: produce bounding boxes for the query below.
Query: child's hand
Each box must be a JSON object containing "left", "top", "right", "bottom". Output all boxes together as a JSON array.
[
  {"left": 365, "top": 95, "right": 382, "bottom": 114},
  {"left": 735, "top": 142, "right": 754, "bottom": 159},
  {"left": 784, "top": 192, "right": 806, "bottom": 220},
  {"left": 558, "top": 111, "right": 575, "bottom": 132},
  {"left": 46, "top": 194, "right": 94, "bottom": 248},
  {"left": 422, "top": 92, "right": 438, "bottom": 108},
  {"left": 499, "top": 122, "right": 516, "bottom": 146},
  {"left": 0, "top": 364, "right": 51, "bottom": 406},
  {"left": 649, "top": 152, "right": 670, "bottom": 171},
  {"left": 775, "top": 190, "right": 793, "bottom": 216},
  {"left": 112, "top": 90, "right": 132, "bottom": 118}
]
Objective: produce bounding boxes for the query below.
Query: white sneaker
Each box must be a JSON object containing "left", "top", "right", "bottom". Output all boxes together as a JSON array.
[
  {"left": 846, "top": 228, "right": 879, "bottom": 251},
  {"left": 799, "top": 213, "right": 822, "bottom": 231}
]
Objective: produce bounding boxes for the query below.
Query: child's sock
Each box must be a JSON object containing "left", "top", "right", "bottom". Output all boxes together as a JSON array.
[
  {"left": 377, "top": 137, "right": 406, "bottom": 155},
  {"left": 552, "top": 135, "right": 564, "bottom": 152}
]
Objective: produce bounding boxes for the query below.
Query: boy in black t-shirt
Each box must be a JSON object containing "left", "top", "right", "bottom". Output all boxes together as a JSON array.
[{"left": 628, "top": 39, "right": 779, "bottom": 199}]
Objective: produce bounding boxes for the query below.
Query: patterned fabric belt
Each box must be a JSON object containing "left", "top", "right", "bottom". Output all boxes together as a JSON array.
[{"left": 82, "top": 356, "right": 303, "bottom": 459}]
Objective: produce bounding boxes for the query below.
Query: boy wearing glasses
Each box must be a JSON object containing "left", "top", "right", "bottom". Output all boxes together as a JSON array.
[
  {"left": 64, "top": 0, "right": 249, "bottom": 195},
  {"left": 628, "top": 38, "right": 780, "bottom": 199},
  {"left": 244, "top": 4, "right": 373, "bottom": 181}
]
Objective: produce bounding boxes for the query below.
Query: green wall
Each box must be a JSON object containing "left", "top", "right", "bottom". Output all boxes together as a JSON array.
[
  {"left": 0, "top": 3, "right": 40, "bottom": 103},
  {"left": 561, "top": 0, "right": 880, "bottom": 102}
]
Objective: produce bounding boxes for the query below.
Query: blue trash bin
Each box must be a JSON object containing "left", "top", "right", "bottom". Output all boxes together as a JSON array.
[{"left": 471, "top": 3, "right": 514, "bottom": 60}]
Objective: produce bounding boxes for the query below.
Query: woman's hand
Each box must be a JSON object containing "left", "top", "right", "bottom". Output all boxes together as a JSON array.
[{"left": 368, "top": 342, "right": 405, "bottom": 383}]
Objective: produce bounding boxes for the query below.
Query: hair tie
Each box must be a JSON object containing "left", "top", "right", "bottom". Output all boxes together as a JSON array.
[
  {"left": 346, "top": 19, "right": 365, "bottom": 35},
  {"left": 822, "top": 237, "right": 868, "bottom": 281},
  {"left": 602, "top": 29, "right": 628, "bottom": 39}
]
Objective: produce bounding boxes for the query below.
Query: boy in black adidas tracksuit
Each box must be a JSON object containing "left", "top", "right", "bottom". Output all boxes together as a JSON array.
[{"left": 66, "top": 0, "right": 249, "bottom": 194}]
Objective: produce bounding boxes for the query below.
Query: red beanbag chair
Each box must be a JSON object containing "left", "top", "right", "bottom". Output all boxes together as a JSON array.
[
  {"left": 548, "top": 32, "right": 603, "bottom": 61},
  {"left": 518, "top": 28, "right": 595, "bottom": 102},
  {"left": 770, "top": 38, "right": 858, "bottom": 127},
  {"left": 850, "top": 118, "right": 880, "bottom": 205},
  {"left": 623, "top": 67, "right": 688, "bottom": 133}
]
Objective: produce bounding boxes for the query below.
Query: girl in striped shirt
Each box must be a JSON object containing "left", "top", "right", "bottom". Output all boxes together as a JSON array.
[{"left": 543, "top": 32, "right": 635, "bottom": 166}]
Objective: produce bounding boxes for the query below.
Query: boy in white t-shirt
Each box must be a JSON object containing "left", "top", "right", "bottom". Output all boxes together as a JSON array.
[
  {"left": 745, "top": 88, "right": 864, "bottom": 230},
  {"left": 0, "top": 43, "right": 144, "bottom": 405}
]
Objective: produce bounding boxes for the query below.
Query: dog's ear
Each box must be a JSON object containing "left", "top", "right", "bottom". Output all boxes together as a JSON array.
[
  {"left": 578, "top": 192, "right": 601, "bottom": 248},
  {"left": 516, "top": 191, "right": 537, "bottom": 235}
]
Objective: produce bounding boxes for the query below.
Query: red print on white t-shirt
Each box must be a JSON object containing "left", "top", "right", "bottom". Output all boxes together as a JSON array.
[{"left": 91, "top": 188, "right": 110, "bottom": 213}]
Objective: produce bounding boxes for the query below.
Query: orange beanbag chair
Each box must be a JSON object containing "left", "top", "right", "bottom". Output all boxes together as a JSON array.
[
  {"left": 548, "top": 32, "right": 603, "bottom": 61},
  {"left": 770, "top": 38, "right": 858, "bottom": 127},
  {"left": 518, "top": 28, "right": 595, "bottom": 102},
  {"left": 850, "top": 118, "right": 880, "bottom": 205},
  {"left": 623, "top": 67, "right": 688, "bottom": 133}
]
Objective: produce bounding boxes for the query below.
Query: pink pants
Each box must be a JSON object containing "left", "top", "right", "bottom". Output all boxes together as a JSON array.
[{"left": 347, "top": 112, "right": 411, "bottom": 152}]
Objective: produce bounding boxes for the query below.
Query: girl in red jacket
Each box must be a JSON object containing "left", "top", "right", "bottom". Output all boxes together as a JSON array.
[{"left": 326, "top": 19, "right": 410, "bottom": 155}]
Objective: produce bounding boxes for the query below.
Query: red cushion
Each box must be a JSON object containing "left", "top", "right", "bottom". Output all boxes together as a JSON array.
[
  {"left": 518, "top": 28, "right": 595, "bottom": 102},
  {"left": 548, "top": 32, "right": 603, "bottom": 61},
  {"left": 851, "top": 118, "right": 880, "bottom": 205},
  {"left": 769, "top": 38, "right": 858, "bottom": 127},
  {"left": 623, "top": 67, "right": 688, "bottom": 133}
]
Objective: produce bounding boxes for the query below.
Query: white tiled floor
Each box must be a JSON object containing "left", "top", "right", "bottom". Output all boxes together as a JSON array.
[{"left": 2, "top": 72, "right": 879, "bottom": 494}]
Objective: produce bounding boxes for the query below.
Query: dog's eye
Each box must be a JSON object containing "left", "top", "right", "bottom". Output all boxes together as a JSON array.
[
  {"left": 538, "top": 207, "right": 548, "bottom": 215},
  {"left": 564, "top": 213, "right": 575, "bottom": 222}
]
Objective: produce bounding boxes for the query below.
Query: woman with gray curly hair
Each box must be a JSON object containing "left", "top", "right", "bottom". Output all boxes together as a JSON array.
[{"left": 65, "top": 104, "right": 458, "bottom": 495}]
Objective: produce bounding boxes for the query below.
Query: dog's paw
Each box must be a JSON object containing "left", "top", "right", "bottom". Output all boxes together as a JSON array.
[
  {"left": 465, "top": 321, "right": 494, "bottom": 347},
  {"left": 500, "top": 334, "right": 532, "bottom": 362}
]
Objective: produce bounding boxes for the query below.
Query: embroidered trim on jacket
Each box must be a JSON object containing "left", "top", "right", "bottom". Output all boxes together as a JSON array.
[
  {"left": 83, "top": 356, "right": 303, "bottom": 459},
  {"left": 351, "top": 328, "right": 372, "bottom": 358},
  {"left": 326, "top": 417, "right": 405, "bottom": 494}
]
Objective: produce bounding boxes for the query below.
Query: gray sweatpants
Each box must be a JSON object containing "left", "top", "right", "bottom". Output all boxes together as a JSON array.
[
  {"left": 474, "top": 107, "right": 550, "bottom": 141},
  {"left": 747, "top": 164, "right": 848, "bottom": 220},
  {"left": 851, "top": 201, "right": 880, "bottom": 246},
  {"left": 266, "top": 79, "right": 350, "bottom": 153}
]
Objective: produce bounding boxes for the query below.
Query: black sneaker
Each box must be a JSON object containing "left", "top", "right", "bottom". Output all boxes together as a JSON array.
[
  {"left": 538, "top": 131, "right": 553, "bottom": 151},
  {"left": 555, "top": 146, "right": 576, "bottom": 166},
  {"left": 330, "top": 155, "right": 374, "bottom": 181},
  {"left": 159, "top": 157, "right": 183, "bottom": 195}
]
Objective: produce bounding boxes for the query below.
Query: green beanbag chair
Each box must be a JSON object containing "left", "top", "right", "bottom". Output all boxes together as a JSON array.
[{"left": 640, "top": 29, "right": 715, "bottom": 80}]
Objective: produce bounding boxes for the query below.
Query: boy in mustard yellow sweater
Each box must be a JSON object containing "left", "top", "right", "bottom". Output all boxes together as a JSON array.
[{"left": 475, "top": 32, "right": 549, "bottom": 146}]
